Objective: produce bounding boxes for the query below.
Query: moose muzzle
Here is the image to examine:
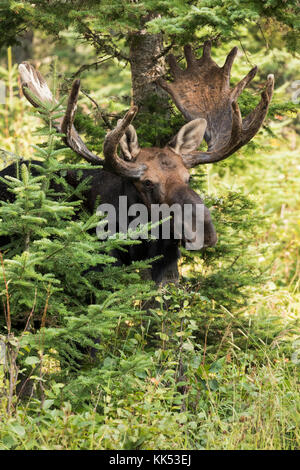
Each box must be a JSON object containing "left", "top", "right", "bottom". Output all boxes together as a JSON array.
[{"left": 166, "top": 185, "right": 217, "bottom": 250}]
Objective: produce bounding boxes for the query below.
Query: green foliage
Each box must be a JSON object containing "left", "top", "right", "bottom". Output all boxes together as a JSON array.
[
  {"left": 1, "top": 109, "right": 299, "bottom": 448},
  {"left": 0, "top": 0, "right": 299, "bottom": 451},
  {"left": 0, "top": 0, "right": 299, "bottom": 52},
  {"left": 0, "top": 85, "right": 155, "bottom": 417}
]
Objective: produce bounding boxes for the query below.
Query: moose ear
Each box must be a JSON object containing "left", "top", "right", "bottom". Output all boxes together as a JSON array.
[
  {"left": 118, "top": 122, "right": 141, "bottom": 161},
  {"left": 171, "top": 118, "right": 207, "bottom": 155}
]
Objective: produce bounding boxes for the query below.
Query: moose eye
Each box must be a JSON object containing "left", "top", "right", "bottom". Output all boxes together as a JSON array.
[{"left": 144, "top": 179, "right": 153, "bottom": 189}]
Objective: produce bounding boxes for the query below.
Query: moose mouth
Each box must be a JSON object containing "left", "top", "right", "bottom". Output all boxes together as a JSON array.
[
  {"left": 182, "top": 232, "right": 217, "bottom": 248},
  {"left": 168, "top": 186, "right": 218, "bottom": 250},
  {"left": 180, "top": 227, "right": 204, "bottom": 250}
]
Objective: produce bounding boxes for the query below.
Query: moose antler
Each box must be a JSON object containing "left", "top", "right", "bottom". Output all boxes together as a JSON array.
[
  {"left": 19, "top": 62, "right": 103, "bottom": 165},
  {"left": 19, "top": 62, "right": 145, "bottom": 178},
  {"left": 157, "top": 41, "right": 274, "bottom": 167},
  {"left": 103, "top": 106, "right": 146, "bottom": 179}
]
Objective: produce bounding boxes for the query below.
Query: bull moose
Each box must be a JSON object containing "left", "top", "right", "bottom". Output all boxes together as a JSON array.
[{"left": 1, "top": 41, "right": 274, "bottom": 284}]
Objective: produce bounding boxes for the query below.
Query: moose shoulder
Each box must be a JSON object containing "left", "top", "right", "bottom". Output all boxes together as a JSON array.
[{"left": 1, "top": 42, "right": 273, "bottom": 284}]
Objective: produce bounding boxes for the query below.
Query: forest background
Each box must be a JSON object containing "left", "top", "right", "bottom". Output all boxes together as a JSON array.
[{"left": 0, "top": 0, "right": 299, "bottom": 450}]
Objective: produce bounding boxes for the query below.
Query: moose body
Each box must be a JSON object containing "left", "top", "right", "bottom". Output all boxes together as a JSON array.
[{"left": 0, "top": 42, "right": 274, "bottom": 284}]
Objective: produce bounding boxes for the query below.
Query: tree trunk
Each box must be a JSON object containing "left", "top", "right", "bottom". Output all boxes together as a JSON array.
[
  {"left": 128, "top": 20, "right": 179, "bottom": 284},
  {"left": 129, "top": 27, "right": 168, "bottom": 113},
  {"left": 13, "top": 31, "right": 34, "bottom": 63}
]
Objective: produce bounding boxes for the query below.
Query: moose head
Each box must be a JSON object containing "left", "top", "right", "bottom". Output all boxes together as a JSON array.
[
  {"left": 18, "top": 40, "right": 274, "bottom": 280},
  {"left": 102, "top": 107, "right": 217, "bottom": 247}
]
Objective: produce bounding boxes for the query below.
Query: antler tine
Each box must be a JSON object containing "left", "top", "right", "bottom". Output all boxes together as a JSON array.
[
  {"left": 202, "top": 40, "right": 212, "bottom": 60},
  {"left": 222, "top": 47, "right": 238, "bottom": 75},
  {"left": 231, "top": 65, "right": 258, "bottom": 101},
  {"left": 166, "top": 54, "right": 182, "bottom": 78},
  {"left": 242, "top": 74, "right": 274, "bottom": 131},
  {"left": 103, "top": 106, "right": 146, "bottom": 179},
  {"left": 184, "top": 44, "right": 197, "bottom": 68},
  {"left": 60, "top": 79, "right": 103, "bottom": 165},
  {"left": 19, "top": 62, "right": 54, "bottom": 107},
  {"left": 61, "top": 79, "right": 80, "bottom": 138},
  {"left": 229, "top": 101, "right": 243, "bottom": 142},
  {"left": 19, "top": 62, "right": 103, "bottom": 165}
]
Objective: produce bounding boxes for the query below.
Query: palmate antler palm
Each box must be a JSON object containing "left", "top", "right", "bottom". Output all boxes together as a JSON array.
[{"left": 157, "top": 41, "right": 274, "bottom": 167}]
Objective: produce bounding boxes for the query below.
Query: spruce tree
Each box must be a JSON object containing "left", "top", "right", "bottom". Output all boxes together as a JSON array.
[{"left": 0, "top": 81, "right": 155, "bottom": 405}]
